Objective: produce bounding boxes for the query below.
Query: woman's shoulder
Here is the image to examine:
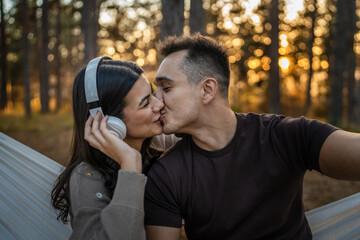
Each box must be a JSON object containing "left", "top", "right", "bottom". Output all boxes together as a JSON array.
[
  {"left": 69, "top": 162, "right": 111, "bottom": 215},
  {"left": 69, "top": 162, "right": 110, "bottom": 204},
  {"left": 72, "top": 161, "right": 103, "bottom": 180},
  {"left": 70, "top": 162, "right": 106, "bottom": 194}
]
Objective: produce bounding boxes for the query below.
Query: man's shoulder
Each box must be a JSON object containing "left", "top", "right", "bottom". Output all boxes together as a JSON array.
[
  {"left": 238, "top": 112, "right": 284, "bottom": 121},
  {"left": 157, "top": 135, "right": 187, "bottom": 161},
  {"left": 236, "top": 112, "right": 286, "bottom": 129},
  {"left": 147, "top": 135, "right": 190, "bottom": 175}
]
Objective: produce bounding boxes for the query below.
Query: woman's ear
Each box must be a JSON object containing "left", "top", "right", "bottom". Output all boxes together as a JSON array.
[{"left": 201, "top": 78, "right": 218, "bottom": 104}]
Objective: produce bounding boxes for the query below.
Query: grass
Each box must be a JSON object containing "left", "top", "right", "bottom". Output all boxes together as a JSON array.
[
  {"left": 0, "top": 112, "right": 74, "bottom": 165},
  {"left": 0, "top": 112, "right": 73, "bottom": 132}
]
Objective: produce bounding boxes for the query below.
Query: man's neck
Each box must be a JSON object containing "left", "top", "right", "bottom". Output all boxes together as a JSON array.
[{"left": 190, "top": 108, "right": 237, "bottom": 151}]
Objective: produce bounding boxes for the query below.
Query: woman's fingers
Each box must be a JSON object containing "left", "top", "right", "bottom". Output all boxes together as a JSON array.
[
  {"left": 99, "top": 115, "right": 110, "bottom": 136},
  {"left": 84, "top": 116, "right": 100, "bottom": 148},
  {"left": 84, "top": 115, "right": 93, "bottom": 141},
  {"left": 91, "top": 111, "right": 107, "bottom": 146}
]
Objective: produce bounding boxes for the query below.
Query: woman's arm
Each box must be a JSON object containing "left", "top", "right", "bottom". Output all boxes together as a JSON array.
[{"left": 70, "top": 164, "right": 147, "bottom": 240}]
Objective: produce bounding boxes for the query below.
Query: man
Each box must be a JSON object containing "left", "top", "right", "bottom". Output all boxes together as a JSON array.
[{"left": 144, "top": 34, "right": 360, "bottom": 239}]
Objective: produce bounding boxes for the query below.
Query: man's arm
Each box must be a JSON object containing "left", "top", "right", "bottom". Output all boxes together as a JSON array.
[
  {"left": 145, "top": 225, "right": 181, "bottom": 240},
  {"left": 319, "top": 130, "right": 360, "bottom": 181}
]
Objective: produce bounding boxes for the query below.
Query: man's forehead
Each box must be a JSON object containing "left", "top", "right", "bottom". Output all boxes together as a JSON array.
[
  {"left": 156, "top": 50, "right": 187, "bottom": 71},
  {"left": 154, "top": 50, "right": 188, "bottom": 85},
  {"left": 169, "top": 49, "right": 188, "bottom": 58},
  {"left": 159, "top": 50, "right": 188, "bottom": 67}
]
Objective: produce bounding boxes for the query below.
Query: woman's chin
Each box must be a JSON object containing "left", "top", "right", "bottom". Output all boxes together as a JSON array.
[{"left": 153, "top": 127, "right": 163, "bottom": 136}]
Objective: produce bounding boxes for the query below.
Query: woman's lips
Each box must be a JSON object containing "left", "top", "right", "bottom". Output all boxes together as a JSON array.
[{"left": 160, "top": 113, "right": 166, "bottom": 122}]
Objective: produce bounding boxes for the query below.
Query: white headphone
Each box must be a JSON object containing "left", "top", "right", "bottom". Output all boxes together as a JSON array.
[{"left": 84, "top": 56, "right": 127, "bottom": 140}]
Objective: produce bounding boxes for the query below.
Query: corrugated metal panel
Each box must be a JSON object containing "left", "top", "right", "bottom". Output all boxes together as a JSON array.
[
  {"left": 306, "top": 192, "right": 360, "bottom": 239},
  {"left": 0, "top": 132, "right": 71, "bottom": 240}
]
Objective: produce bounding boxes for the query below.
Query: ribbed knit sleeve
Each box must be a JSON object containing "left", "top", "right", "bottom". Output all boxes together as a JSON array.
[{"left": 69, "top": 162, "right": 147, "bottom": 240}]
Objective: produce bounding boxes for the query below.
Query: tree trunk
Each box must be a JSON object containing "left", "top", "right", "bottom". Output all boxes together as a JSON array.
[
  {"left": 22, "top": 0, "right": 31, "bottom": 116},
  {"left": 268, "top": 0, "right": 281, "bottom": 113},
  {"left": 329, "top": 0, "right": 349, "bottom": 126},
  {"left": 0, "top": 0, "right": 7, "bottom": 110},
  {"left": 346, "top": 0, "right": 356, "bottom": 124},
  {"left": 355, "top": 80, "right": 360, "bottom": 125},
  {"left": 190, "top": 0, "right": 204, "bottom": 34},
  {"left": 55, "top": 0, "right": 62, "bottom": 112},
  {"left": 160, "top": 0, "right": 184, "bottom": 40},
  {"left": 40, "top": 0, "right": 49, "bottom": 113},
  {"left": 82, "top": 0, "right": 98, "bottom": 64},
  {"left": 304, "top": 0, "right": 317, "bottom": 115}
]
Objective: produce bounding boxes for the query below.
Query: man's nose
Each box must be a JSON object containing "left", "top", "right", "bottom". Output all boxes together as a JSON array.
[
  {"left": 154, "top": 89, "right": 163, "bottom": 101},
  {"left": 152, "top": 96, "right": 165, "bottom": 112},
  {"left": 154, "top": 98, "right": 164, "bottom": 111}
]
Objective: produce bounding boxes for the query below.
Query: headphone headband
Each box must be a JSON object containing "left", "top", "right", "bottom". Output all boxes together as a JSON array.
[{"left": 84, "top": 56, "right": 112, "bottom": 117}]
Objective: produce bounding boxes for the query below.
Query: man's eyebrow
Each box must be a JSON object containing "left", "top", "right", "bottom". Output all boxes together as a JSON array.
[{"left": 154, "top": 76, "right": 174, "bottom": 84}]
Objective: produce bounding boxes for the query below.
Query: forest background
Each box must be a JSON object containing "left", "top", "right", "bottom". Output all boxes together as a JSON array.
[{"left": 1, "top": 0, "right": 360, "bottom": 223}]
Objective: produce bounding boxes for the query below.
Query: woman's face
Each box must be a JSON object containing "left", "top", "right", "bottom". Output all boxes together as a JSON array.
[{"left": 122, "top": 74, "right": 164, "bottom": 139}]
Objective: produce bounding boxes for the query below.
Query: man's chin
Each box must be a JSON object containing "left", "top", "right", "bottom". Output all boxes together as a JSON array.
[
  {"left": 161, "top": 129, "right": 172, "bottom": 135},
  {"left": 161, "top": 125, "right": 173, "bottom": 135}
]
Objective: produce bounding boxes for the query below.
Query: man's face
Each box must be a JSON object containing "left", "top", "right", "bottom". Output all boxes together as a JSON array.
[{"left": 154, "top": 50, "right": 200, "bottom": 134}]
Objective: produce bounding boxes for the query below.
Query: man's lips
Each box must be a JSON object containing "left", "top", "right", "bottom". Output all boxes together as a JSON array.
[{"left": 160, "top": 113, "right": 166, "bottom": 121}]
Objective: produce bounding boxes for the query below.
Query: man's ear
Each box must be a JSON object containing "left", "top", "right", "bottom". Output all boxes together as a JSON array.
[{"left": 201, "top": 78, "right": 218, "bottom": 104}]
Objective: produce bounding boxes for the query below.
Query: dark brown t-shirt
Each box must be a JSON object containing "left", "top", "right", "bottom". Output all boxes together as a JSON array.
[{"left": 145, "top": 113, "right": 338, "bottom": 240}]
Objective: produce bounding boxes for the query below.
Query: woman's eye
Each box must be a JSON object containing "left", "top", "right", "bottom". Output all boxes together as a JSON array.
[{"left": 144, "top": 100, "right": 150, "bottom": 107}]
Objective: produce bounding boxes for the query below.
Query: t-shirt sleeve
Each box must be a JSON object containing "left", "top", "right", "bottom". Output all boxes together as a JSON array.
[
  {"left": 270, "top": 116, "right": 338, "bottom": 172},
  {"left": 144, "top": 161, "right": 183, "bottom": 228}
]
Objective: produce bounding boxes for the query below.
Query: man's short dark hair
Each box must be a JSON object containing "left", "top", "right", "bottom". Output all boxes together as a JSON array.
[{"left": 157, "top": 33, "right": 230, "bottom": 98}]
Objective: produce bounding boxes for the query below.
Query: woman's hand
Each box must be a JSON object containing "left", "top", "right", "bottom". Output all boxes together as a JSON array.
[{"left": 84, "top": 112, "right": 142, "bottom": 173}]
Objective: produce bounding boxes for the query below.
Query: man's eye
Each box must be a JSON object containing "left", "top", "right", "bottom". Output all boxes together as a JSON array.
[{"left": 163, "top": 87, "right": 170, "bottom": 92}]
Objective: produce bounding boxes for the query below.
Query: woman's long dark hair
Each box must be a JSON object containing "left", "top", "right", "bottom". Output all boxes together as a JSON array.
[{"left": 51, "top": 59, "right": 161, "bottom": 223}]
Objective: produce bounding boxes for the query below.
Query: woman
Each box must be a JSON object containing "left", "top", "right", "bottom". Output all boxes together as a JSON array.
[{"left": 51, "top": 57, "right": 165, "bottom": 239}]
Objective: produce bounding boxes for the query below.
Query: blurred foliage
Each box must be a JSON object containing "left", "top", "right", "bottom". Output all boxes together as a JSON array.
[{"left": 1, "top": 0, "right": 360, "bottom": 122}]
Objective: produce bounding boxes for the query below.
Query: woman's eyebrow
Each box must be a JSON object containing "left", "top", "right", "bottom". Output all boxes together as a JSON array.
[
  {"left": 138, "top": 83, "right": 154, "bottom": 106},
  {"left": 139, "top": 94, "right": 150, "bottom": 107}
]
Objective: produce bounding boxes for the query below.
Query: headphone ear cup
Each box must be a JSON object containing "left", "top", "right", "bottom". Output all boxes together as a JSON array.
[{"left": 107, "top": 116, "right": 127, "bottom": 140}]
